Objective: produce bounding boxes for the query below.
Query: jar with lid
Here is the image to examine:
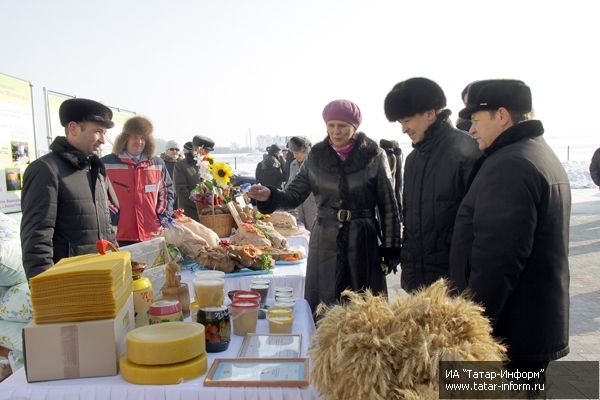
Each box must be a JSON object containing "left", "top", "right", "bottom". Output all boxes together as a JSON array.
[
  {"left": 230, "top": 299, "right": 259, "bottom": 336},
  {"left": 267, "top": 315, "right": 294, "bottom": 334},
  {"left": 197, "top": 305, "right": 231, "bottom": 352},
  {"left": 148, "top": 300, "right": 184, "bottom": 324}
]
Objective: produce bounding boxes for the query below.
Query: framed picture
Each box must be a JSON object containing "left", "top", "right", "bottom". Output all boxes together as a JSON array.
[
  {"left": 238, "top": 333, "right": 302, "bottom": 358},
  {"left": 227, "top": 201, "right": 244, "bottom": 228},
  {"left": 204, "top": 358, "right": 309, "bottom": 387}
]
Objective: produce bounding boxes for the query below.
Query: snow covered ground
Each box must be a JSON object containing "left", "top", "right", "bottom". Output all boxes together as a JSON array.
[{"left": 220, "top": 153, "right": 598, "bottom": 190}]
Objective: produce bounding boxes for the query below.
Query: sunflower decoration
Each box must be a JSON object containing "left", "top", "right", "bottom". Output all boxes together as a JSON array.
[
  {"left": 211, "top": 161, "right": 233, "bottom": 187},
  {"left": 190, "top": 154, "right": 233, "bottom": 205}
]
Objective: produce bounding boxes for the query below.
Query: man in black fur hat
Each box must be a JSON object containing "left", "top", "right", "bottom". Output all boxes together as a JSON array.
[
  {"left": 450, "top": 80, "right": 570, "bottom": 392},
  {"left": 384, "top": 77, "right": 481, "bottom": 293},
  {"left": 20, "top": 98, "right": 118, "bottom": 279}
]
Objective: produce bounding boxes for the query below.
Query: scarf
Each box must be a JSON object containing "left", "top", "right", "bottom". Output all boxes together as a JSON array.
[{"left": 329, "top": 139, "right": 354, "bottom": 161}]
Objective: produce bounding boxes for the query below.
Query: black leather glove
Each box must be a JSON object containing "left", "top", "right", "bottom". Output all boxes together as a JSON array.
[{"left": 380, "top": 247, "right": 401, "bottom": 275}]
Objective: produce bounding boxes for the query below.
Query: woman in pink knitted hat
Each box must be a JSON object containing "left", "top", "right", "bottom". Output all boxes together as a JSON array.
[{"left": 249, "top": 99, "right": 401, "bottom": 316}]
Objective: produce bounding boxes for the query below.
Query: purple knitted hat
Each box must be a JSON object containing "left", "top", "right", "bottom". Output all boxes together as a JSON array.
[{"left": 322, "top": 99, "right": 362, "bottom": 129}]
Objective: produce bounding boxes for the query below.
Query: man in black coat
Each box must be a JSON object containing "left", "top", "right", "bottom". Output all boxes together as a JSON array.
[
  {"left": 449, "top": 80, "right": 570, "bottom": 390},
  {"left": 173, "top": 135, "right": 214, "bottom": 222},
  {"left": 384, "top": 77, "right": 481, "bottom": 292},
  {"left": 20, "top": 98, "right": 117, "bottom": 280}
]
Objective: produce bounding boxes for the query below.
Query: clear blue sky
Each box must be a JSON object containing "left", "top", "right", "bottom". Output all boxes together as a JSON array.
[{"left": 2, "top": 0, "right": 598, "bottom": 154}]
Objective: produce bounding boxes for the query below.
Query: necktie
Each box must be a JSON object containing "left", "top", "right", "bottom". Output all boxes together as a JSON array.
[{"left": 133, "top": 157, "right": 139, "bottom": 164}]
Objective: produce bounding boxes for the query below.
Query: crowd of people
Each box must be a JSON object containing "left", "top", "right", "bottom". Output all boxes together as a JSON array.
[{"left": 20, "top": 77, "right": 574, "bottom": 392}]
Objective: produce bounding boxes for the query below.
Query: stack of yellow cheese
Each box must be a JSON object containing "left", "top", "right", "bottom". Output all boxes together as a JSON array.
[
  {"left": 29, "top": 252, "right": 133, "bottom": 324},
  {"left": 120, "top": 322, "right": 207, "bottom": 384}
]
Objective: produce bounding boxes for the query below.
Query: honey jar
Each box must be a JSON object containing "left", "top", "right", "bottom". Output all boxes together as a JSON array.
[{"left": 148, "top": 300, "right": 184, "bottom": 324}]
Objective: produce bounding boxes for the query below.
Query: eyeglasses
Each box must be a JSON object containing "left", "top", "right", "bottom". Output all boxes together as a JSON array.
[{"left": 168, "top": 148, "right": 180, "bottom": 151}]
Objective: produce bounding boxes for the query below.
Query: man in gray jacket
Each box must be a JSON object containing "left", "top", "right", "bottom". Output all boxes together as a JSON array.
[{"left": 20, "top": 98, "right": 117, "bottom": 279}]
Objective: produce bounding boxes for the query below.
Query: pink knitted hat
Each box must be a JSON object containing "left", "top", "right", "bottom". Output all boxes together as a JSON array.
[{"left": 322, "top": 99, "right": 362, "bottom": 129}]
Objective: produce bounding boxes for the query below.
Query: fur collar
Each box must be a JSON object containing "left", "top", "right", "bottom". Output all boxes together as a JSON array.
[
  {"left": 49, "top": 136, "right": 105, "bottom": 174},
  {"left": 483, "top": 120, "right": 544, "bottom": 157},
  {"left": 311, "top": 132, "right": 380, "bottom": 175},
  {"left": 160, "top": 152, "right": 182, "bottom": 163}
]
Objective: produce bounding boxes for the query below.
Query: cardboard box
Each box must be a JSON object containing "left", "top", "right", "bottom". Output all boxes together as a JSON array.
[{"left": 23, "top": 293, "right": 134, "bottom": 382}]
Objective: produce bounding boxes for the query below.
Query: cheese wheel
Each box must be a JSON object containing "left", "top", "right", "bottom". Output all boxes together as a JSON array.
[
  {"left": 120, "top": 352, "right": 207, "bottom": 385},
  {"left": 126, "top": 322, "right": 205, "bottom": 365}
]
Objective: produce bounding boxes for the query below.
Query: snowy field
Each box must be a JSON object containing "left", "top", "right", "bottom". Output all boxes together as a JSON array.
[{"left": 218, "top": 149, "right": 598, "bottom": 190}]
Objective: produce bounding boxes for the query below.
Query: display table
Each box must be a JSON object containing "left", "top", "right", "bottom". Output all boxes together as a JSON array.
[
  {"left": 181, "top": 259, "right": 308, "bottom": 301},
  {"left": 0, "top": 299, "right": 321, "bottom": 400},
  {"left": 283, "top": 230, "right": 311, "bottom": 256}
]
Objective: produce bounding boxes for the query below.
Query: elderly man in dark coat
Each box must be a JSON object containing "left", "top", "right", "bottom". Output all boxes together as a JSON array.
[
  {"left": 20, "top": 99, "right": 117, "bottom": 280},
  {"left": 449, "top": 80, "right": 570, "bottom": 387}
]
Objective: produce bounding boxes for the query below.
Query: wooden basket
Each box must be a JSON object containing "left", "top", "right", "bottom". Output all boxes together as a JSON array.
[{"left": 200, "top": 212, "right": 235, "bottom": 238}]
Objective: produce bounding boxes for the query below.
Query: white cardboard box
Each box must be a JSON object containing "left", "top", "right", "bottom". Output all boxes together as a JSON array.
[{"left": 23, "top": 293, "right": 134, "bottom": 382}]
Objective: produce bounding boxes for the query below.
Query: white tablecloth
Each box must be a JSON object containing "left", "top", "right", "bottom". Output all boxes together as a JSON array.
[
  {"left": 0, "top": 299, "right": 320, "bottom": 400},
  {"left": 181, "top": 260, "right": 308, "bottom": 301}
]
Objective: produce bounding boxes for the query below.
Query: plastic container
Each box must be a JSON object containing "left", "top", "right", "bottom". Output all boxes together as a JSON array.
[
  {"left": 233, "top": 291, "right": 261, "bottom": 302},
  {"left": 267, "top": 306, "right": 293, "bottom": 318},
  {"left": 120, "top": 237, "right": 168, "bottom": 268},
  {"left": 249, "top": 284, "right": 269, "bottom": 304},
  {"left": 230, "top": 299, "right": 259, "bottom": 336},
  {"left": 133, "top": 277, "right": 155, "bottom": 328},
  {"left": 274, "top": 301, "right": 296, "bottom": 311},
  {"left": 190, "top": 300, "right": 201, "bottom": 321},
  {"left": 274, "top": 287, "right": 293, "bottom": 296},
  {"left": 275, "top": 294, "right": 295, "bottom": 301},
  {"left": 193, "top": 278, "right": 224, "bottom": 307},
  {"left": 141, "top": 264, "right": 166, "bottom": 300},
  {"left": 268, "top": 315, "right": 294, "bottom": 334},
  {"left": 197, "top": 305, "right": 231, "bottom": 352},
  {"left": 148, "top": 300, "right": 183, "bottom": 324},
  {"left": 195, "top": 270, "right": 226, "bottom": 280},
  {"left": 250, "top": 279, "right": 270, "bottom": 286}
]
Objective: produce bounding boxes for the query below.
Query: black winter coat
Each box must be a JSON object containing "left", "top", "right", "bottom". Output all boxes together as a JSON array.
[
  {"left": 257, "top": 133, "right": 401, "bottom": 314},
  {"left": 173, "top": 152, "right": 200, "bottom": 222},
  {"left": 450, "top": 120, "right": 571, "bottom": 362},
  {"left": 400, "top": 115, "right": 481, "bottom": 292},
  {"left": 20, "top": 137, "right": 117, "bottom": 280}
]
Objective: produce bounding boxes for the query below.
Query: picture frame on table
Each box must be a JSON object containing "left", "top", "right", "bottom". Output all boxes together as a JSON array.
[
  {"left": 204, "top": 358, "right": 309, "bottom": 387},
  {"left": 237, "top": 333, "right": 302, "bottom": 358}
]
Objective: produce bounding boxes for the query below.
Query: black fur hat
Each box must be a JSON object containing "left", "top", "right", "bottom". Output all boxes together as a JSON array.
[
  {"left": 384, "top": 77, "right": 447, "bottom": 121},
  {"left": 59, "top": 98, "right": 114, "bottom": 128},
  {"left": 458, "top": 79, "right": 530, "bottom": 120}
]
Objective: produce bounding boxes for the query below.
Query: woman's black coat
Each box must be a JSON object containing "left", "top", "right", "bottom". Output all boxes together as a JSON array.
[{"left": 257, "top": 133, "right": 401, "bottom": 313}]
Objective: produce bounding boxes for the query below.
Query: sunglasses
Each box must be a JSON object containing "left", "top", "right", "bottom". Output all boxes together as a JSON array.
[{"left": 169, "top": 148, "right": 180, "bottom": 151}]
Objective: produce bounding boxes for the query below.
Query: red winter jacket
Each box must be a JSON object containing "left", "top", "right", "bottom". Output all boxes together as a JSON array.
[{"left": 102, "top": 153, "right": 174, "bottom": 242}]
